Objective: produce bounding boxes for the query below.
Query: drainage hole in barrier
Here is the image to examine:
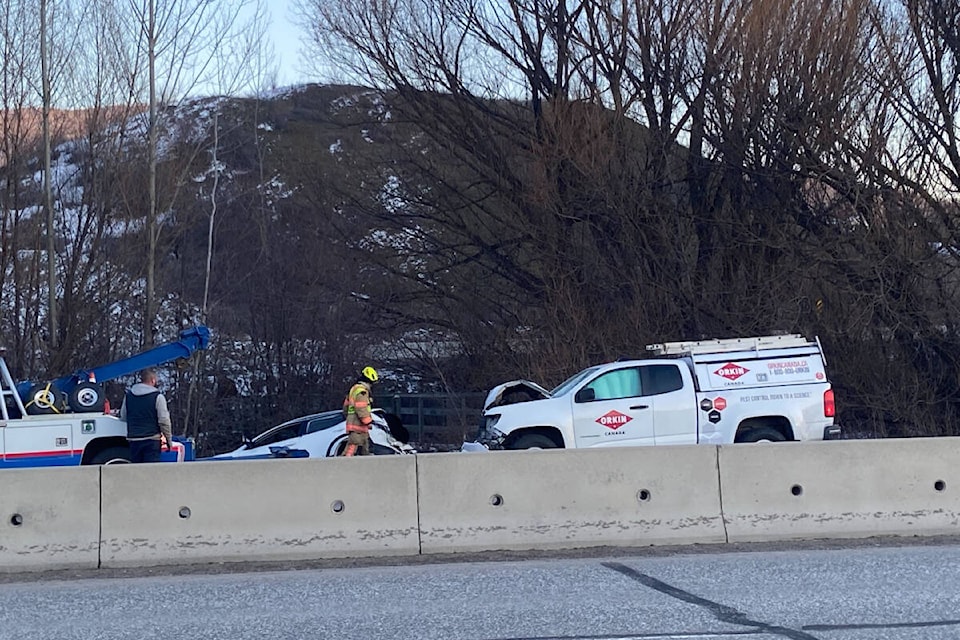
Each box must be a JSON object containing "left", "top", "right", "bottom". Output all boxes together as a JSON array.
[
  {"left": 791, "top": 484, "right": 804, "bottom": 497},
  {"left": 637, "top": 489, "right": 652, "bottom": 503},
  {"left": 935, "top": 480, "right": 947, "bottom": 492},
  {"left": 490, "top": 494, "right": 504, "bottom": 507},
  {"left": 10, "top": 514, "right": 23, "bottom": 526},
  {"left": 178, "top": 507, "right": 192, "bottom": 519},
  {"left": 331, "top": 500, "right": 345, "bottom": 514}
]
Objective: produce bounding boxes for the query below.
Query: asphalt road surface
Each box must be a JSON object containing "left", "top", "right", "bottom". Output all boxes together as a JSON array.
[{"left": 1, "top": 542, "right": 959, "bottom": 640}]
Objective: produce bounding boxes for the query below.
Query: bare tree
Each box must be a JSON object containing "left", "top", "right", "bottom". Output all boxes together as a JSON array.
[
  {"left": 0, "top": 0, "right": 42, "bottom": 377},
  {"left": 39, "top": 0, "right": 57, "bottom": 351},
  {"left": 118, "top": 0, "right": 256, "bottom": 347},
  {"left": 180, "top": 0, "right": 274, "bottom": 439}
]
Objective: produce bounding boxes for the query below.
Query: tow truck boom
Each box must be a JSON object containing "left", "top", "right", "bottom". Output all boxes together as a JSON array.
[{"left": 13, "top": 325, "right": 211, "bottom": 415}]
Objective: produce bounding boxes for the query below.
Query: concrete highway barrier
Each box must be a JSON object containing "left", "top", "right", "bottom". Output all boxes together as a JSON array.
[
  {"left": 8, "top": 438, "right": 960, "bottom": 574},
  {"left": 99, "top": 456, "right": 420, "bottom": 567},
  {"left": 416, "top": 446, "right": 727, "bottom": 554},
  {"left": 719, "top": 437, "right": 960, "bottom": 542},
  {"left": 0, "top": 466, "right": 100, "bottom": 572}
]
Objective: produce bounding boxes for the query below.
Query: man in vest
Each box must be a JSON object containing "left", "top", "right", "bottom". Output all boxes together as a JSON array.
[
  {"left": 120, "top": 368, "right": 173, "bottom": 463},
  {"left": 342, "top": 366, "right": 379, "bottom": 456}
]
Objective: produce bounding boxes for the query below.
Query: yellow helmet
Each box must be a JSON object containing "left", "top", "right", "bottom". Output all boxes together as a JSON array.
[{"left": 361, "top": 366, "right": 379, "bottom": 383}]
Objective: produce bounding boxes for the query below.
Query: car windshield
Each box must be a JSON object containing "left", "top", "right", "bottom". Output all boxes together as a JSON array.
[{"left": 551, "top": 366, "right": 603, "bottom": 396}]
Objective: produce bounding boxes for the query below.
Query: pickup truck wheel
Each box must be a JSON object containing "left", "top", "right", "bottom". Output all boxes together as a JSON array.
[
  {"left": 509, "top": 433, "right": 558, "bottom": 450},
  {"left": 89, "top": 446, "right": 131, "bottom": 465},
  {"left": 69, "top": 381, "right": 105, "bottom": 412},
  {"left": 737, "top": 427, "right": 786, "bottom": 443}
]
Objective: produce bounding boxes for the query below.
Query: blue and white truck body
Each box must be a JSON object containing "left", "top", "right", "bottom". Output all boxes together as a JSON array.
[{"left": 0, "top": 327, "right": 208, "bottom": 468}]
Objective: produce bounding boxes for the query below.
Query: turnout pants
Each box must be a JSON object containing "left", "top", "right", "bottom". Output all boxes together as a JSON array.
[{"left": 343, "top": 430, "right": 370, "bottom": 456}]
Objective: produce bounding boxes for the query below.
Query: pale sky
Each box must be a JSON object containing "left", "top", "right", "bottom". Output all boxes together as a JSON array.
[{"left": 267, "top": 0, "right": 311, "bottom": 87}]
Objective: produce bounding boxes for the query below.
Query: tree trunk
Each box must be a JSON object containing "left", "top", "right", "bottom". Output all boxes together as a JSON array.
[
  {"left": 40, "top": 0, "right": 58, "bottom": 355},
  {"left": 145, "top": 0, "right": 157, "bottom": 348}
]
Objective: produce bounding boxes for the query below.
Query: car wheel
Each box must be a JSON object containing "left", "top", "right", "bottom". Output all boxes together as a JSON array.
[
  {"left": 89, "top": 446, "right": 131, "bottom": 465},
  {"left": 69, "top": 381, "right": 105, "bottom": 412},
  {"left": 509, "top": 433, "right": 559, "bottom": 450},
  {"left": 736, "top": 426, "right": 787, "bottom": 443},
  {"left": 330, "top": 438, "right": 348, "bottom": 457}
]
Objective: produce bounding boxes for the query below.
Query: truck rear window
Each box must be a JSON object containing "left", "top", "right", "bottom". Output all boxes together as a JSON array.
[{"left": 640, "top": 364, "right": 684, "bottom": 395}]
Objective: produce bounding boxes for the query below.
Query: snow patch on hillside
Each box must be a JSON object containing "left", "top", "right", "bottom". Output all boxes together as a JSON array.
[{"left": 260, "top": 175, "right": 296, "bottom": 209}]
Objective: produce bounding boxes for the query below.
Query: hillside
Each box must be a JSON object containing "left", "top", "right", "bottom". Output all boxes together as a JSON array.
[{"left": 4, "top": 82, "right": 960, "bottom": 452}]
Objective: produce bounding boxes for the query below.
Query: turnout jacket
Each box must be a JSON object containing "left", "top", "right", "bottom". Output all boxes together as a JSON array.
[{"left": 343, "top": 381, "right": 373, "bottom": 433}]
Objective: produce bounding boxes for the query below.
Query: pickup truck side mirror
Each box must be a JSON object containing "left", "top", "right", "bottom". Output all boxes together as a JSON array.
[{"left": 575, "top": 387, "right": 596, "bottom": 403}]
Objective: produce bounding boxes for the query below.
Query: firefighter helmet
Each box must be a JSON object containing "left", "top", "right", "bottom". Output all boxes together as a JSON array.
[{"left": 360, "top": 366, "right": 379, "bottom": 383}]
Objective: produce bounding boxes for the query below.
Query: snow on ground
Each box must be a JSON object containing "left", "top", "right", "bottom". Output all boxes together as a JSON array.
[
  {"left": 379, "top": 175, "right": 404, "bottom": 213},
  {"left": 259, "top": 175, "right": 296, "bottom": 209},
  {"left": 255, "top": 84, "right": 310, "bottom": 101}
]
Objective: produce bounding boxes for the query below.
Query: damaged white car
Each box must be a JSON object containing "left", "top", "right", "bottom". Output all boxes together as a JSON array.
[{"left": 209, "top": 408, "right": 414, "bottom": 460}]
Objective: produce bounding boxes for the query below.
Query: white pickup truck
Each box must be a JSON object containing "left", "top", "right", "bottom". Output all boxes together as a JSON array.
[{"left": 473, "top": 334, "right": 841, "bottom": 450}]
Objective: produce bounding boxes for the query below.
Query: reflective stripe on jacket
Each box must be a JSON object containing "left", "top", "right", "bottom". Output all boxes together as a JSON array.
[{"left": 343, "top": 382, "right": 373, "bottom": 433}]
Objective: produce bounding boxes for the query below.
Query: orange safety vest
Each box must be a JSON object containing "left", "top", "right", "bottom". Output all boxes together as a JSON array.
[{"left": 343, "top": 382, "right": 373, "bottom": 433}]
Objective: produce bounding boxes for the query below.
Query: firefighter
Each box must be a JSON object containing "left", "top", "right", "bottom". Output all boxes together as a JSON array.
[{"left": 342, "top": 366, "right": 379, "bottom": 456}]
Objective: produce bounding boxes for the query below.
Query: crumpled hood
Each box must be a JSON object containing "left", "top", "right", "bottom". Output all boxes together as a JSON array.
[{"left": 483, "top": 380, "right": 551, "bottom": 410}]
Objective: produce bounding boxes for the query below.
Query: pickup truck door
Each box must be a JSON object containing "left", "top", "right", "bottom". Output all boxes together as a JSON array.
[
  {"left": 640, "top": 363, "right": 700, "bottom": 445},
  {"left": 570, "top": 366, "right": 656, "bottom": 447}
]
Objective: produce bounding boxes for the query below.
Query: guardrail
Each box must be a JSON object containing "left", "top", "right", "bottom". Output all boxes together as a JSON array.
[{"left": 2, "top": 437, "right": 957, "bottom": 572}]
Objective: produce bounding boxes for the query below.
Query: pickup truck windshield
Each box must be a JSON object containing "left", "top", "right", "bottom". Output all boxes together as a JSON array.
[{"left": 551, "top": 366, "right": 603, "bottom": 397}]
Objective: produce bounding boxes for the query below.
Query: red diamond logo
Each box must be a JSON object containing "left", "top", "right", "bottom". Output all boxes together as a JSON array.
[
  {"left": 715, "top": 363, "right": 748, "bottom": 381},
  {"left": 596, "top": 410, "right": 632, "bottom": 430}
]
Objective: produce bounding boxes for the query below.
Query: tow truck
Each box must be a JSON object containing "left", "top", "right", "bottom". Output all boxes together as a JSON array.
[{"left": 0, "top": 326, "right": 210, "bottom": 467}]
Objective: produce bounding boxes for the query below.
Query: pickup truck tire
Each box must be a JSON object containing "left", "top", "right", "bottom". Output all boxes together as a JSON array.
[
  {"left": 509, "top": 433, "right": 558, "bottom": 450},
  {"left": 737, "top": 426, "right": 787, "bottom": 443},
  {"left": 89, "top": 446, "right": 131, "bottom": 465}
]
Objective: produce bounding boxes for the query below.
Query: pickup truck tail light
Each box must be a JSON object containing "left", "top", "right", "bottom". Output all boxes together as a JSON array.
[{"left": 823, "top": 388, "right": 835, "bottom": 417}]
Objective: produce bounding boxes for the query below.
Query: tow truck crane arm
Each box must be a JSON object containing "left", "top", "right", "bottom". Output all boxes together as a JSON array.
[{"left": 15, "top": 325, "right": 211, "bottom": 414}]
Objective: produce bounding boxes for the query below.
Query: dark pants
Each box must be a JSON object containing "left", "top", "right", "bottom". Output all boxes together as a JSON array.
[{"left": 128, "top": 439, "right": 161, "bottom": 463}]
